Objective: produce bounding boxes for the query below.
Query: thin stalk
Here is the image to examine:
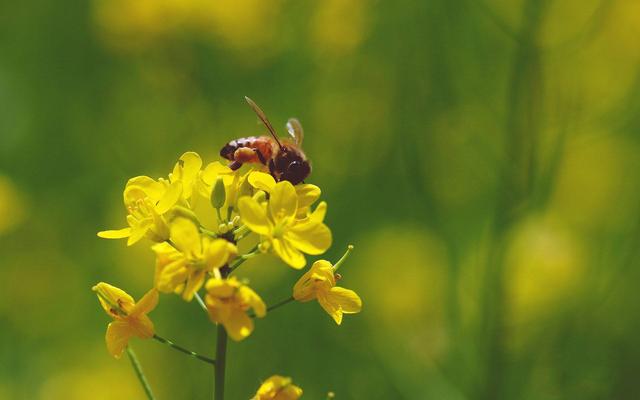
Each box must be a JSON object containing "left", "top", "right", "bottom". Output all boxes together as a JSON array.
[
  {"left": 250, "top": 296, "right": 295, "bottom": 318},
  {"left": 214, "top": 323, "right": 228, "bottom": 400},
  {"left": 216, "top": 208, "right": 225, "bottom": 224},
  {"left": 153, "top": 335, "right": 216, "bottom": 365},
  {"left": 268, "top": 296, "right": 295, "bottom": 312},
  {"left": 195, "top": 292, "right": 208, "bottom": 313},
  {"left": 126, "top": 346, "right": 156, "bottom": 400},
  {"left": 228, "top": 246, "right": 259, "bottom": 273}
]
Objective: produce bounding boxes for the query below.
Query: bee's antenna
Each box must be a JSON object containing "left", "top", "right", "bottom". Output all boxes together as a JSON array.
[{"left": 245, "top": 96, "right": 283, "bottom": 149}]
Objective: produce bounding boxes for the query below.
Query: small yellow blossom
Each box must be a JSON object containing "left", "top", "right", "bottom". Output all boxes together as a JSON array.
[
  {"left": 205, "top": 277, "right": 266, "bottom": 341},
  {"left": 153, "top": 218, "right": 237, "bottom": 301},
  {"left": 92, "top": 282, "right": 158, "bottom": 359},
  {"left": 293, "top": 257, "right": 362, "bottom": 325},
  {"left": 252, "top": 375, "right": 303, "bottom": 400},
  {"left": 98, "top": 175, "right": 181, "bottom": 245},
  {"left": 238, "top": 180, "right": 331, "bottom": 269}
]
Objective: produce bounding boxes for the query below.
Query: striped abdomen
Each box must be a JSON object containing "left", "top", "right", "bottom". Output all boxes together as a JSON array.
[{"left": 219, "top": 136, "right": 274, "bottom": 165}]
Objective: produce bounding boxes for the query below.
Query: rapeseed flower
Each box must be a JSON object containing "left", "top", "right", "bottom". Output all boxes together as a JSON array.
[
  {"left": 252, "top": 375, "right": 303, "bottom": 400},
  {"left": 205, "top": 277, "right": 266, "bottom": 341},
  {"left": 238, "top": 180, "right": 331, "bottom": 268},
  {"left": 153, "top": 218, "right": 237, "bottom": 301},
  {"left": 293, "top": 248, "right": 361, "bottom": 324},
  {"left": 98, "top": 176, "right": 181, "bottom": 245},
  {"left": 92, "top": 282, "right": 158, "bottom": 358}
]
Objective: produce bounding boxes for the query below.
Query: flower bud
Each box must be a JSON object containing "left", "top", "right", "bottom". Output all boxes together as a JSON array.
[
  {"left": 253, "top": 190, "right": 267, "bottom": 204},
  {"left": 238, "top": 176, "right": 253, "bottom": 199},
  {"left": 211, "top": 177, "right": 226, "bottom": 209}
]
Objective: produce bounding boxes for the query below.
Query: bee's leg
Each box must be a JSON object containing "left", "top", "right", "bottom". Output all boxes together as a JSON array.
[
  {"left": 228, "top": 160, "right": 243, "bottom": 170},
  {"left": 254, "top": 148, "right": 267, "bottom": 165},
  {"left": 268, "top": 159, "right": 277, "bottom": 179}
]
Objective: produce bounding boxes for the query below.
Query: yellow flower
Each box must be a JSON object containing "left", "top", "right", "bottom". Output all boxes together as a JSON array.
[
  {"left": 92, "top": 282, "right": 158, "bottom": 359},
  {"left": 204, "top": 277, "right": 266, "bottom": 341},
  {"left": 238, "top": 180, "right": 331, "bottom": 269},
  {"left": 248, "top": 171, "right": 321, "bottom": 217},
  {"left": 153, "top": 218, "right": 237, "bottom": 301},
  {"left": 293, "top": 255, "right": 362, "bottom": 325},
  {"left": 98, "top": 176, "right": 181, "bottom": 245},
  {"left": 252, "top": 375, "right": 303, "bottom": 400}
]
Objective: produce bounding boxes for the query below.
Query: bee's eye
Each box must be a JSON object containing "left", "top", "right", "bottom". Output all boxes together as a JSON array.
[{"left": 283, "top": 161, "right": 310, "bottom": 185}]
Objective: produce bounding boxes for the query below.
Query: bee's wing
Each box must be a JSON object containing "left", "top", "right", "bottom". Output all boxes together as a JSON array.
[
  {"left": 286, "top": 118, "right": 304, "bottom": 146},
  {"left": 245, "top": 96, "right": 282, "bottom": 148}
]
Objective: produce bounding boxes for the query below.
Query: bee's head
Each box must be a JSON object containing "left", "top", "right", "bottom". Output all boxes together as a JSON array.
[
  {"left": 282, "top": 159, "right": 311, "bottom": 185},
  {"left": 275, "top": 146, "right": 311, "bottom": 185}
]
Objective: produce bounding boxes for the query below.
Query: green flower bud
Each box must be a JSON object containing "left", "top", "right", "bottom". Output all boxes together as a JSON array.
[
  {"left": 211, "top": 177, "right": 226, "bottom": 209},
  {"left": 167, "top": 206, "right": 200, "bottom": 226}
]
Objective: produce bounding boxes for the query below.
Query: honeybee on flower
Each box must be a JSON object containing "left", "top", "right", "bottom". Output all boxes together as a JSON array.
[{"left": 92, "top": 97, "right": 361, "bottom": 399}]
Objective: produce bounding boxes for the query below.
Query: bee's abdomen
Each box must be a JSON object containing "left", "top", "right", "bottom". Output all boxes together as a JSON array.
[{"left": 219, "top": 136, "right": 273, "bottom": 164}]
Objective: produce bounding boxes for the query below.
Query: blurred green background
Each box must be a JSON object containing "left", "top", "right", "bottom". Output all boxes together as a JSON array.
[{"left": 2, "top": 0, "right": 640, "bottom": 398}]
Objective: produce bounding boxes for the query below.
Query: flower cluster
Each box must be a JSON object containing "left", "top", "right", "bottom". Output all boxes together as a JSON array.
[{"left": 93, "top": 150, "right": 362, "bottom": 397}]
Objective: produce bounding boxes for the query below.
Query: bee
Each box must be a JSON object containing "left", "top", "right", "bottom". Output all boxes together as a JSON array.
[{"left": 220, "top": 96, "right": 311, "bottom": 185}]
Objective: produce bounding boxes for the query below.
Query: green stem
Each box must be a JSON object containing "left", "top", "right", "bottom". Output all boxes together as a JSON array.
[
  {"left": 126, "top": 346, "right": 156, "bottom": 400},
  {"left": 216, "top": 208, "right": 225, "bottom": 224},
  {"left": 250, "top": 296, "right": 295, "bottom": 318},
  {"left": 195, "top": 292, "right": 208, "bottom": 313},
  {"left": 268, "top": 296, "right": 295, "bottom": 312},
  {"left": 214, "top": 323, "right": 228, "bottom": 400},
  {"left": 201, "top": 227, "right": 219, "bottom": 238},
  {"left": 228, "top": 246, "right": 259, "bottom": 274},
  {"left": 153, "top": 334, "right": 216, "bottom": 365}
]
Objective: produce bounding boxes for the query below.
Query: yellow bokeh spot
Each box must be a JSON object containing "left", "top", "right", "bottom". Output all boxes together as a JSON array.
[
  {"left": 353, "top": 226, "right": 449, "bottom": 361},
  {"left": 0, "top": 174, "right": 25, "bottom": 235},
  {"left": 39, "top": 363, "right": 142, "bottom": 400},
  {"left": 310, "top": 0, "right": 370, "bottom": 56},
  {"left": 94, "top": 0, "right": 281, "bottom": 57},
  {"left": 550, "top": 133, "right": 640, "bottom": 231},
  {"left": 505, "top": 215, "right": 584, "bottom": 324}
]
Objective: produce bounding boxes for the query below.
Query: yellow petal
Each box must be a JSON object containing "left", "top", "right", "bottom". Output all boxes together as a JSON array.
[
  {"left": 93, "top": 282, "right": 135, "bottom": 316},
  {"left": 280, "top": 385, "right": 303, "bottom": 399},
  {"left": 105, "top": 320, "right": 133, "bottom": 359},
  {"left": 224, "top": 309, "right": 254, "bottom": 341},
  {"left": 125, "top": 176, "right": 165, "bottom": 203},
  {"left": 272, "top": 238, "right": 306, "bottom": 269},
  {"left": 155, "top": 259, "right": 188, "bottom": 293},
  {"left": 126, "top": 224, "right": 148, "bottom": 246},
  {"left": 131, "top": 289, "right": 159, "bottom": 316},
  {"left": 317, "top": 293, "right": 343, "bottom": 325},
  {"left": 328, "top": 287, "right": 362, "bottom": 314},
  {"left": 97, "top": 227, "right": 131, "bottom": 239},
  {"left": 155, "top": 181, "right": 182, "bottom": 214},
  {"left": 205, "top": 276, "right": 240, "bottom": 297},
  {"left": 201, "top": 161, "right": 233, "bottom": 184},
  {"left": 238, "top": 197, "right": 271, "bottom": 235},
  {"left": 295, "top": 184, "right": 321, "bottom": 209},
  {"left": 204, "top": 239, "right": 237, "bottom": 269},
  {"left": 181, "top": 270, "right": 206, "bottom": 302},
  {"left": 292, "top": 269, "right": 317, "bottom": 302},
  {"left": 269, "top": 181, "right": 298, "bottom": 222},
  {"left": 240, "top": 286, "right": 267, "bottom": 318},
  {"left": 286, "top": 221, "right": 332, "bottom": 255},
  {"left": 169, "top": 218, "right": 202, "bottom": 256},
  {"left": 129, "top": 314, "right": 155, "bottom": 339},
  {"left": 172, "top": 152, "right": 202, "bottom": 199},
  {"left": 248, "top": 171, "right": 276, "bottom": 192},
  {"left": 309, "top": 201, "right": 327, "bottom": 223}
]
